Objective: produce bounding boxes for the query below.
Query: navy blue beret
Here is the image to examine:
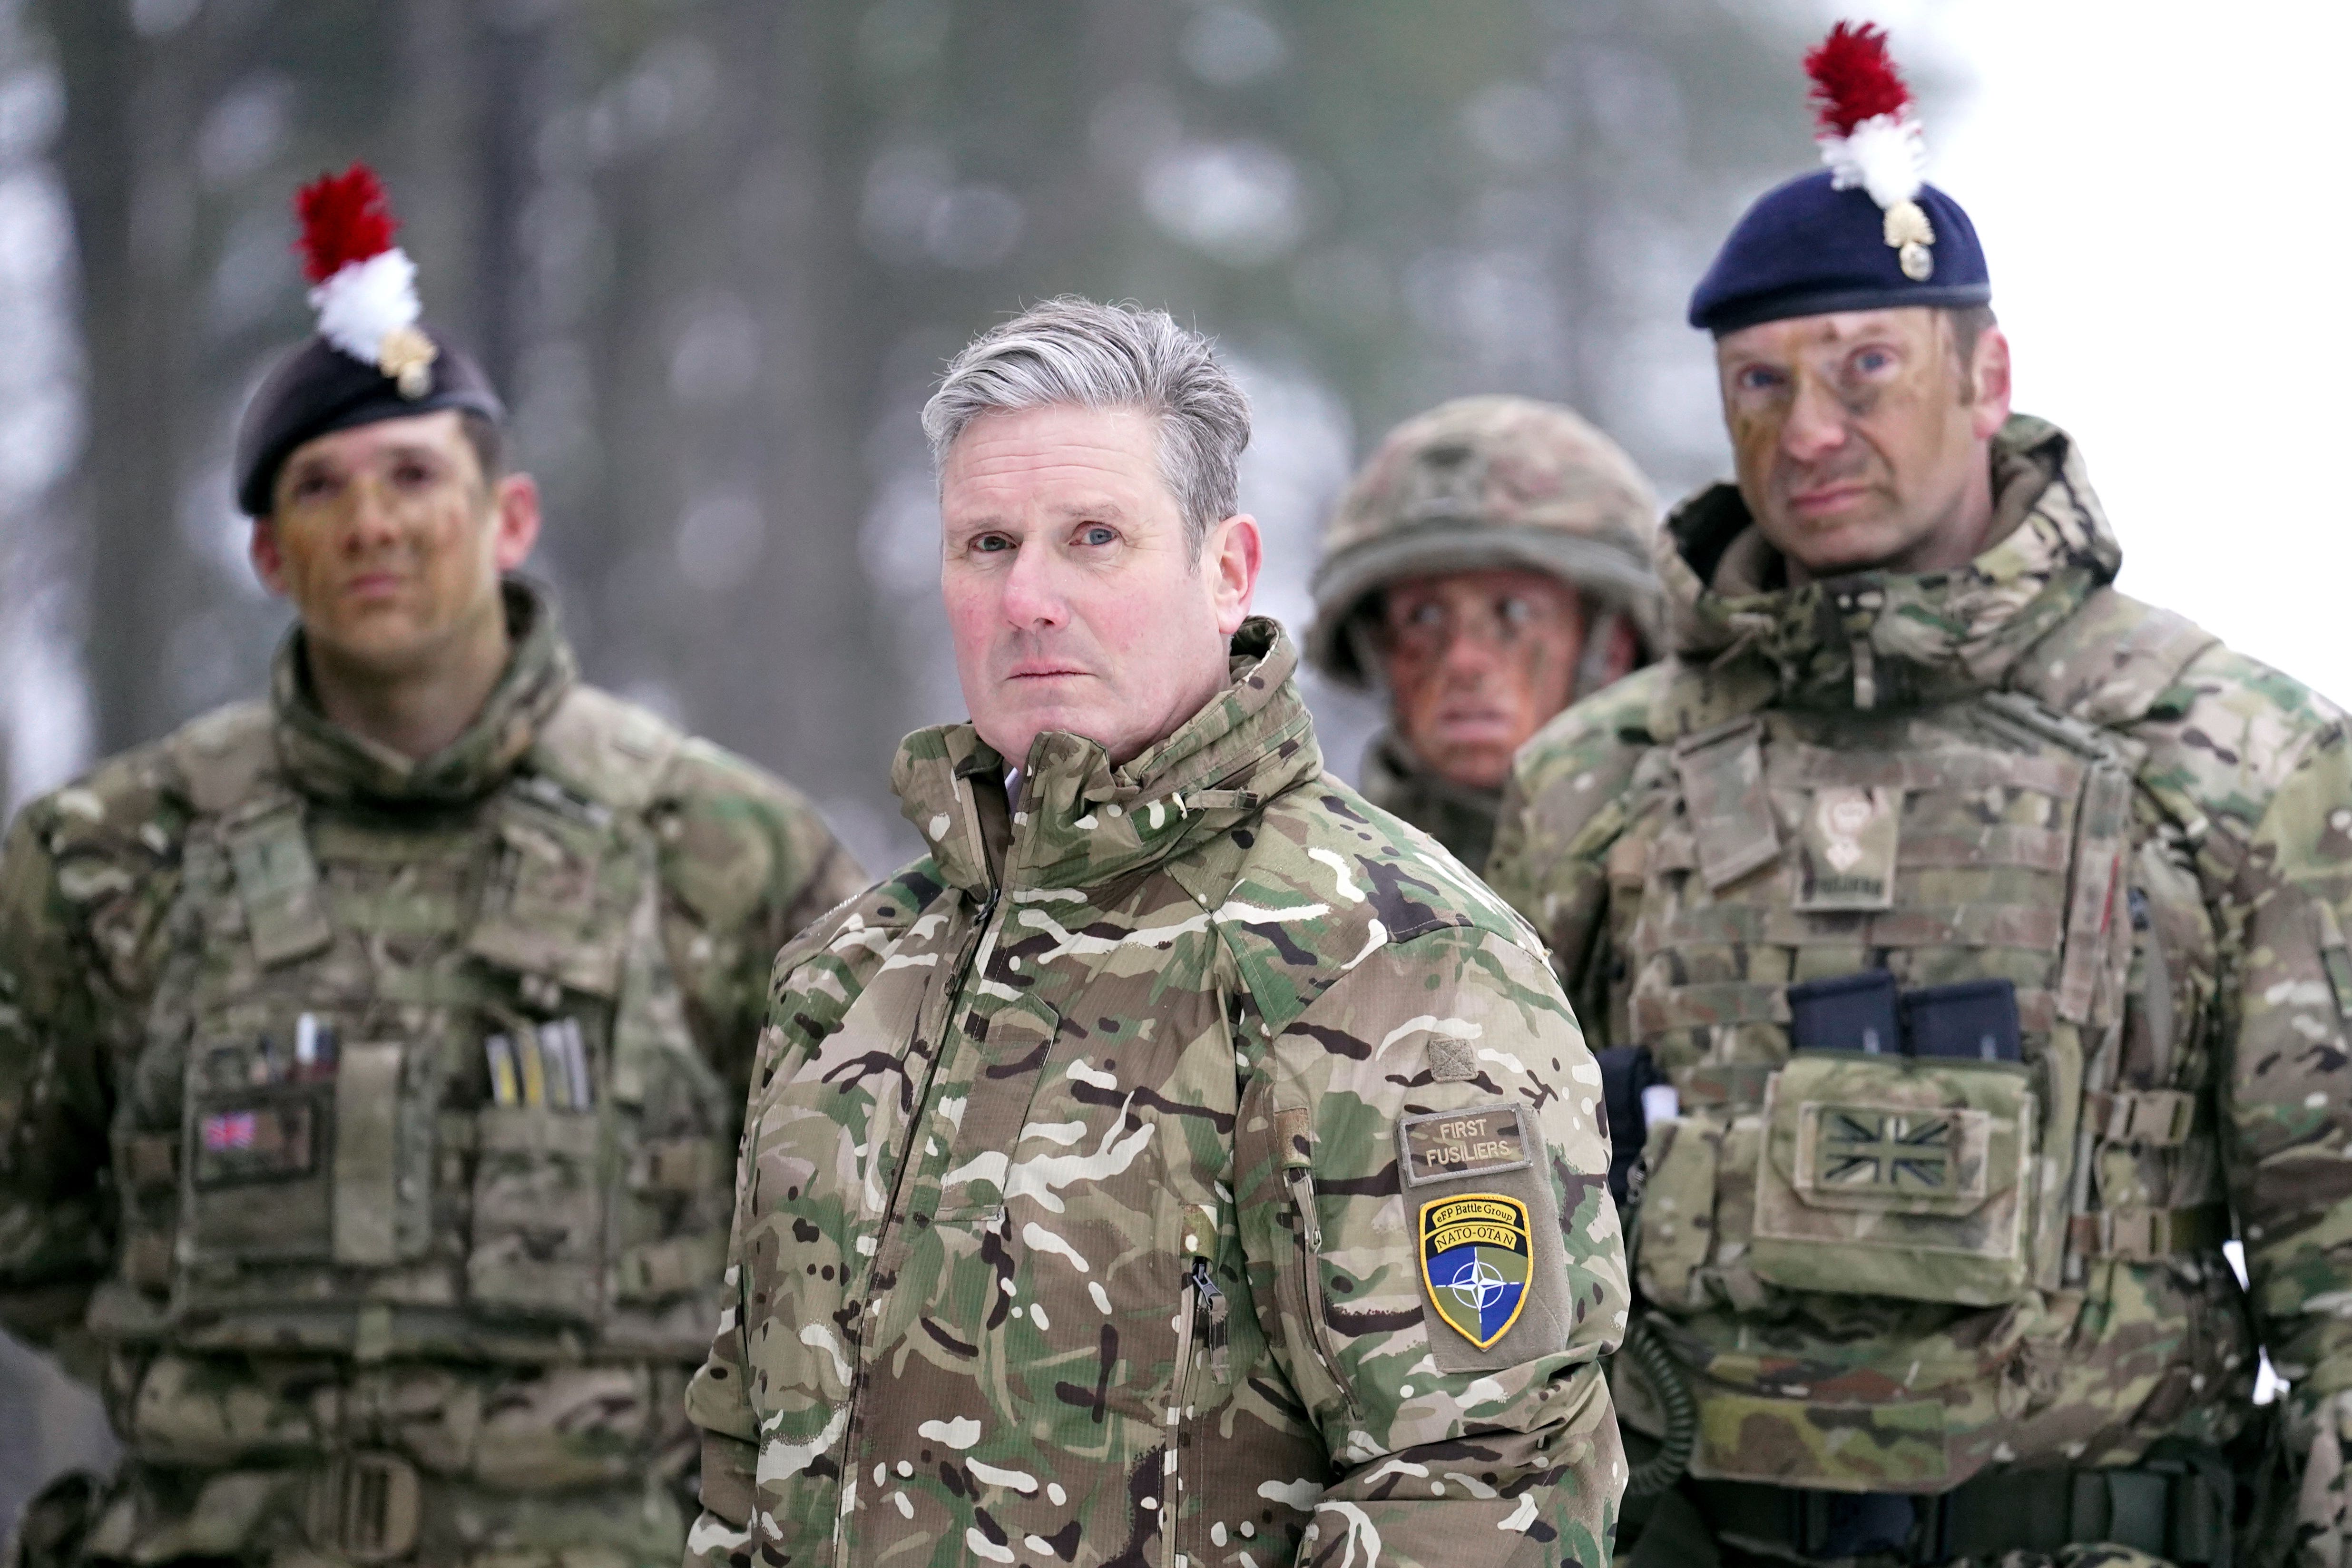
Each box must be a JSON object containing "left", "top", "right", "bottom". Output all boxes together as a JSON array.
[
  {"left": 233, "top": 328, "right": 505, "bottom": 516},
  {"left": 1688, "top": 170, "right": 1990, "bottom": 335}
]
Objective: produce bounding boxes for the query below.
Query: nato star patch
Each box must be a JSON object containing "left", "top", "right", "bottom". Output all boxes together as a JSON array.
[{"left": 1419, "top": 1192, "right": 1532, "bottom": 1349}]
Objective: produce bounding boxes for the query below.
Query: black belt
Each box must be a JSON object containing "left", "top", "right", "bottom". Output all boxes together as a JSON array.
[{"left": 1692, "top": 1443, "right": 2235, "bottom": 1567}]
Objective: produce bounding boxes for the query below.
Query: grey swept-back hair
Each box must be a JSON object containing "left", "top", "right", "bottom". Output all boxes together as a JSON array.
[{"left": 921, "top": 296, "right": 1251, "bottom": 559}]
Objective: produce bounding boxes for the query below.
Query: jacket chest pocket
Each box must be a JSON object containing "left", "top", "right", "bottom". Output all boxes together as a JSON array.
[
  {"left": 743, "top": 948, "right": 942, "bottom": 1363},
  {"left": 929, "top": 996, "right": 1065, "bottom": 1223}
]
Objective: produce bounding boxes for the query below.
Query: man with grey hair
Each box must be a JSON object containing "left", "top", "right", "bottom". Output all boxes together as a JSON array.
[{"left": 683, "top": 296, "right": 1629, "bottom": 1568}]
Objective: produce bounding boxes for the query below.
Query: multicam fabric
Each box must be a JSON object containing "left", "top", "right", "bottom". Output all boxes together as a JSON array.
[
  {"left": 684, "top": 619, "right": 1628, "bottom": 1568},
  {"left": 0, "top": 582, "right": 864, "bottom": 1568},
  {"left": 1356, "top": 726, "right": 1506, "bottom": 875},
  {"left": 1486, "top": 417, "right": 2352, "bottom": 1536},
  {"left": 1304, "top": 395, "right": 1663, "bottom": 689}
]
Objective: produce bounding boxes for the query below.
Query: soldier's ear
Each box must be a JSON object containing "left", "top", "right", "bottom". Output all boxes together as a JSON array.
[
  {"left": 250, "top": 516, "right": 290, "bottom": 598},
  {"left": 490, "top": 472, "right": 542, "bottom": 573},
  {"left": 1966, "top": 325, "right": 2012, "bottom": 439}
]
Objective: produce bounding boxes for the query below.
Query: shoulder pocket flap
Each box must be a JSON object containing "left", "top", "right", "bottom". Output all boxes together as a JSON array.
[{"left": 1672, "top": 719, "right": 1780, "bottom": 891}]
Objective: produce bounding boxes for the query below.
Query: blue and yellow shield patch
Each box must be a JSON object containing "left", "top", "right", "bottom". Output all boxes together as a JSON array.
[{"left": 1418, "top": 1193, "right": 1532, "bottom": 1349}]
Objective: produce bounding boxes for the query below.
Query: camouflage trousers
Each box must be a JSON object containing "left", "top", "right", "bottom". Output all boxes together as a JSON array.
[
  {"left": 11, "top": 1460, "right": 689, "bottom": 1568},
  {"left": 8, "top": 1353, "right": 699, "bottom": 1568}
]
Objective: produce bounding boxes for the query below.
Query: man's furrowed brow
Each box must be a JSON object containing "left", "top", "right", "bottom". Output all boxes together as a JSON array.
[{"left": 1043, "top": 496, "right": 1128, "bottom": 520}]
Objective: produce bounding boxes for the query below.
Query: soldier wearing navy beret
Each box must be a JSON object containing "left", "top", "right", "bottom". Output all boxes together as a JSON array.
[
  {"left": 1489, "top": 22, "right": 2352, "bottom": 1568},
  {"left": 0, "top": 166, "right": 864, "bottom": 1568}
]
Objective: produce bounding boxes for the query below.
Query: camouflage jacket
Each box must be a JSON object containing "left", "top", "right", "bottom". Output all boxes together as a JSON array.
[
  {"left": 684, "top": 620, "right": 1627, "bottom": 1568},
  {"left": 1358, "top": 728, "right": 1503, "bottom": 876},
  {"left": 1486, "top": 415, "right": 2352, "bottom": 1499},
  {"left": 0, "top": 582, "right": 863, "bottom": 1558}
]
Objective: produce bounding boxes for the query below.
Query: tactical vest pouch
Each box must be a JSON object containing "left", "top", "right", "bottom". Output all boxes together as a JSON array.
[
  {"left": 176, "top": 1035, "right": 439, "bottom": 1302},
  {"left": 1634, "top": 1107, "right": 1766, "bottom": 1312},
  {"left": 470, "top": 786, "right": 631, "bottom": 999},
  {"left": 1749, "top": 1052, "right": 2037, "bottom": 1307},
  {"left": 468, "top": 1105, "right": 607, "bottom": 1323},
  {"left": 182, "top": 1039, "right": 334, "bottom": 1268},
  {"left": 222, "top": 797, "right": 333, "bottom": 968}
]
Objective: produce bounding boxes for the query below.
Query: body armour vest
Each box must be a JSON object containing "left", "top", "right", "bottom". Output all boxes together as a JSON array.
[
  {"left": 93, "top": 686, "right": 735, "bottom": 1367},
  {"left": 1609, "top": 592, "right": 2256, "bottom": 1492}
]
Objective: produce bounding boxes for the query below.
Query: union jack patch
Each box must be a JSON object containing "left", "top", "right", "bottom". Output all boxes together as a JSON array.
[{"left": 1814, "top": 1107, "right": 1958, "bottom": 1195}]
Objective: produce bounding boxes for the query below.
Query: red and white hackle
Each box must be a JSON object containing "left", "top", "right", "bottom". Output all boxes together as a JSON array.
[
  {"left": 1804, "top": 21, "right": 1936, "bottom": 281},
  {"left": 295, "top": 163, "right": 438, "bottom": 396}
]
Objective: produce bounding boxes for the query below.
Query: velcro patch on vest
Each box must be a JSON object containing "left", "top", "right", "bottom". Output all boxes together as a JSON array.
[
  {"left": 1809, "top": 1106, "right": 1962, "bottom": 1197},
  {"left": 1795, "top": 785, "right": 1900, "bottom": 911},
  {"left": 193, "top": 1098, "right": 319, "bottom": 1186},
  {"left": 1398, "top": 1103, "right": 1532, "bottom": 1187},
  {"left": 1419, "top": 1193, "right": 1532, "bottom": 1349}
]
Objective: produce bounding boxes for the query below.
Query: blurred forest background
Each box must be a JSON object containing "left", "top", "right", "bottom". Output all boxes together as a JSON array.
[{"left": 0, "top": 0, "right": 1891, "bottom": 1527}]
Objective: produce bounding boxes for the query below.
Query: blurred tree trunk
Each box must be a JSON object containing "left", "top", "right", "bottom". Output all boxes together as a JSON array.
[{"left": 38, "top": 0, "right": 201, "bottom": 756}]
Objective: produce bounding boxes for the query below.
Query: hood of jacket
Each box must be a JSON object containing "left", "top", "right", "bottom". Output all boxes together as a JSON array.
[
  {"left": 892, "top": 616, "right": 1323, "bottom": 896},
  {"left": 271, "top": 578, "right": 577, "bottom": 808},
  {"left": 1651, "top": 414, "right": 2119, "bottom": 735}
]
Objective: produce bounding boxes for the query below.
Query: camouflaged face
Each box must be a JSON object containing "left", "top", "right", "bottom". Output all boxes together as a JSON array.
[
  {"left": 0, "top": 582, "right": 864, "bottom": 1566},
  {"left": 1486, "top": 415, "right": 2352, "bottom": 1508},
  {"left": 685, "top": 619, "right": 1628, "bottom": 1568},
  {"left": 1305, "top": 396, "right": 1663, "bottom": 688}
]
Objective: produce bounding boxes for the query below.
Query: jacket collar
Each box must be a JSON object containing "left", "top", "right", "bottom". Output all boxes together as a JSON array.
[
  {"left": 893, "top": 617, "right": 1323, "bottom": 897},
  {"left": 1650, "top": 414, "right": 2119, "bottom": 735},
  {"left": 1358, "top": 728, "right": 1499, "bottom": 870},
  {"left": 271, "top": 578, "right": 578, "bottom": 808}
]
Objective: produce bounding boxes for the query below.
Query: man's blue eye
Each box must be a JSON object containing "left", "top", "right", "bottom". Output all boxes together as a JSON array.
[
  {"left": 974, "top": 535, "right": 1014, "bottom": 552},
  {"left": 1080, "top": 526, "right": 1115, "bottom": 546},
  {"left": 1855, "top": 350, "right": 1893, "bottom": 373},
  {"left": 1737, "top": 367, "right": 1783, "bottom": 392}
]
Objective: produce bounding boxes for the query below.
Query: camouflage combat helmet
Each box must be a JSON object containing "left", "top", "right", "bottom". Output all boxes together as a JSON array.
[{"left": 1304, "top": 394, "right": 1663, "bottom": 687}]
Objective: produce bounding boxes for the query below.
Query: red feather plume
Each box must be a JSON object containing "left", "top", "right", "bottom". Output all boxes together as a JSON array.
[
  {"left": 1804, "top": 21, "right": 1912, "bottom": 137},
  {"left": 294, "top": 163, "right": 399, "bottom": 284}
]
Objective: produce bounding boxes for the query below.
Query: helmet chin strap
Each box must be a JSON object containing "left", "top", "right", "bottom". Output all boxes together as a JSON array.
[
  {"left": 1573, "top": 603, "right": 1634, "bottom": 701},
  {"left": 1343, "top": 611, "right": 1390, "bottom": 693}
]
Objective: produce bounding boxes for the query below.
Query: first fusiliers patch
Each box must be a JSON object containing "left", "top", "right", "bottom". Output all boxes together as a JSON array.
[{"left": 1419, "top": 1193, "right": 1532, "bottom": 1349}]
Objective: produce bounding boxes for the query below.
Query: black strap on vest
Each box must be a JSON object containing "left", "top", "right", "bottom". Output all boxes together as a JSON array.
[{"left": 1689, "top": 1441, "right": 2234, "bottom": 1567}]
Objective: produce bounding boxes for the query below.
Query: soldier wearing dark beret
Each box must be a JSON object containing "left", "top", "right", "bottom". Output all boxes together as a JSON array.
[
  {"left": 0, "top": 166, "right": 865, "bottom": 1568},
  {"left": 1488, "top": 24, "right": 2352, "bottom": 1568}
]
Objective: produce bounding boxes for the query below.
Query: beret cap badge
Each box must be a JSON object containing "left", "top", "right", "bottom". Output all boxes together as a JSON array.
[
  {"left": 1885, "top": 201, "right": 1936, "bottom": 281},
  {"left": 1808, "top": 22, "right": 1932, "bottom": 277},
  {"left": 295, "top": 163, "right": 440, "bottom": 399}
]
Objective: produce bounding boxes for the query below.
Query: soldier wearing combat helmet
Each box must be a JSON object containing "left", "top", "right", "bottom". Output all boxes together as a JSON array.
[
  {"left": 0, "top": 167, "right": 864, "bottom": 1568},
  {"left": 1487, "top": 23, "right": 2352, "bottom": 1568},
  {"left": 1305, "top": 394, "right": 1660, "bottom": 872}
]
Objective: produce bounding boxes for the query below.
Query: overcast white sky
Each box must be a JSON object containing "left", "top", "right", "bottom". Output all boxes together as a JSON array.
[{"left": 1803, "top": 0, "right": 2352, "bottom": 699}]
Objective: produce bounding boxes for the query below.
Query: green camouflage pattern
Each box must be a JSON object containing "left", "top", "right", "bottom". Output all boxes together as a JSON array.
[
  {"left": 1304, "top": 395, "right": 1662, "bottom": 690},
  {"left": 1488, "top": 417, "right": 2352, "bottom": 1530},
  {"left": 0, "top": 581, "right": 865, "bottom": 1568},
  {"left": 684, "top": 619, "right": 1628, "bottom": 1568},
  {"left": 1356, "top": 726, "right": 1504, "bottom": 875}
]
